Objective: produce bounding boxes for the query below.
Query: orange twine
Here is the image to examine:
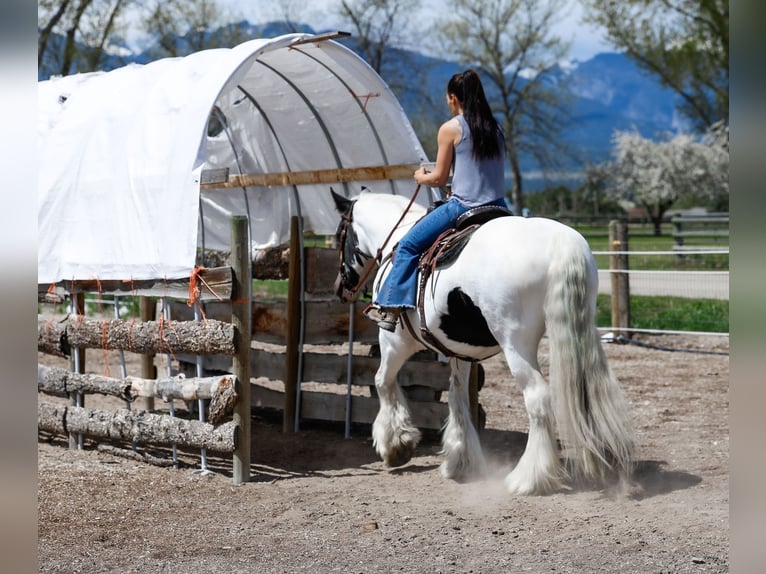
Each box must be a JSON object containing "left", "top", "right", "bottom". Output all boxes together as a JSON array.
[{"left": 187, "top": 266, "right": 208, "bottom": 320}]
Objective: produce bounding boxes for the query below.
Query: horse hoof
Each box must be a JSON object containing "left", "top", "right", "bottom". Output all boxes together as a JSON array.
[
  {"left": 384, "top": 444, "right": 415, "bottom": 467},
  {"left": 504, "top": 471, "right": 565, "bottom": 496},
  {"left": 440, "top": 459, "right": 486, "bottom": 483}
]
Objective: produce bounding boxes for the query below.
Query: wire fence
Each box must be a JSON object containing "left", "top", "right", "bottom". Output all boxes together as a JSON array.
[{"left": 592, "top": 248, "right": 729, "bottom": 338}]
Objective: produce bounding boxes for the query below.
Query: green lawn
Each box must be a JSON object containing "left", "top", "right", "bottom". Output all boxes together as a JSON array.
[{"left": 596, "top": 294, "right": 728, "bottom": 333}]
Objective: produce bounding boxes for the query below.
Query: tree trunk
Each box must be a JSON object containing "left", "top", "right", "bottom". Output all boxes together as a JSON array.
[
  {"left": 38, "top": 364, "right": 133, "bottom": 400},
  {"left": 55, "top": 316, "right": 236, "bottom": 355},
  {"left": 61, "top": 0, "right": 94, "bottom": 76},
  {"left": 38, "top": 0, "right": 73, "bottom": 68},
  {"left": 38, "top": 402, "right": 238, "bottom": 452},
  {"left": 86, "top": 0, "right": 124, "bottom": 70}
]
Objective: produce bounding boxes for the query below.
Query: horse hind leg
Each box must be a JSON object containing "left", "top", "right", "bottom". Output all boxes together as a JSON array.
[
  {"left": 504, "top": 350, "right": 567, "bottom": 495},
  {"left": 440, "top": 358, "right": 487, "bottom": 482},
  {"left": 372, "top": 336, "right": 422, "bottom": 467}
]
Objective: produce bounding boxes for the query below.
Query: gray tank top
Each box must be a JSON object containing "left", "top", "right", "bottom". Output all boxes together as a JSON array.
[{"left": 450, "top": 114, "right": 506, "bottom": 207}]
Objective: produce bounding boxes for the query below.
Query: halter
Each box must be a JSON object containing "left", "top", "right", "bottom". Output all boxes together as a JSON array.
[{"left": 334, "top": 185, "right": 423, "bottom": 303}]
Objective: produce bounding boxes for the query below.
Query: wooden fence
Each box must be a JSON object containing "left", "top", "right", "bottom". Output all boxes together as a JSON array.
[
  {"left": 671, "top": 212, "right": 729, "bottom": 252},
  {"left": 37, "top": 216, "right": 470, "bottom": 481},
  {"left": 37, "top": 216, "right": 253, "bottom": 483},
  {"left": 170, "top": 217, "right": 462, "bottom": 434}
]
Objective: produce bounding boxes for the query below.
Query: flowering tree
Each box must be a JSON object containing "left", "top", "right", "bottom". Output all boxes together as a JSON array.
[{"left": 598, "top": 124, "right": 728, "bottom": 235}]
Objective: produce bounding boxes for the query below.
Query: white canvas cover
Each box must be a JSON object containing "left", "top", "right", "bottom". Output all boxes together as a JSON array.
[{"left": 38, "top": 33, "right": 431, "bottom": 285}]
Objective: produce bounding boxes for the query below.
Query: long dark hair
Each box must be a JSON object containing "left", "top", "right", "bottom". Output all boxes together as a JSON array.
[{"left": 447, "top": 69, "right": 502, "bottom": 160}]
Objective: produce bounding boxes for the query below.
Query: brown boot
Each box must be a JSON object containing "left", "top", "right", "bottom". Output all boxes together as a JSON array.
[{"left": 363, "top": 305, "right": 400, "bottom": 332}]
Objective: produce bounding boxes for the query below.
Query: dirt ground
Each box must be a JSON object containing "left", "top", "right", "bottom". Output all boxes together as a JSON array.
[{"left": 38, "top": 332, "right": 729, "bottom": 574}]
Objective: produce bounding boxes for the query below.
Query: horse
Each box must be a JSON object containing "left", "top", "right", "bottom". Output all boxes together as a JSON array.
[{"left": 331, "top": 188, "right": 635, "bottom": 495}]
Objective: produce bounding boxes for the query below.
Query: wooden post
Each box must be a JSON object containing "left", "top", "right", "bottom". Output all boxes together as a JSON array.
[
  {"left": 284, "top": 216, "right": 302, "bottom": 433},
  {"left": 609, "top": 220, "right": 631, "bottom": 338},
  {"left": 139, "top": 297, "right": 157, "bottom": 412},
  {"left": 231, "top": 216, "right": 252, "bottom": 484},
  {"left": 69, "top": 291, "right": 85, "bottom": 450}
]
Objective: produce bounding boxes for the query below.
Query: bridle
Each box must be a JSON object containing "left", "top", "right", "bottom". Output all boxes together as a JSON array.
[{"left": 334, "top": 185, "right": 423, "bottom": 303}]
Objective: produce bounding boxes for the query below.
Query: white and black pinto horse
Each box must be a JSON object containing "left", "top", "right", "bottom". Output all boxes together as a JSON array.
[{"left": 332, "top": 189, "right": 635, "bottom": 495}]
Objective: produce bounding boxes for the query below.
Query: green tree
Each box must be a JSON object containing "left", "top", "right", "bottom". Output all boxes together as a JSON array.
[
  {"left": 582, "top": 0, "right": 728, "bottom": 131},
  {"left": 436, "top": 0, "right": 572, "bottom": 214}
]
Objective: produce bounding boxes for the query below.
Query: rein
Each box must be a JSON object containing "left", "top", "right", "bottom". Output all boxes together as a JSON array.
[{"left": 337, "top": 184, "right": 423, "bottom": 302}]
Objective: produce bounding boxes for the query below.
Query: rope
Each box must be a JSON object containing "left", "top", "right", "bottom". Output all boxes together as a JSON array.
[{"left": 187, "top": 266, "right": 208, "bottom": 320}]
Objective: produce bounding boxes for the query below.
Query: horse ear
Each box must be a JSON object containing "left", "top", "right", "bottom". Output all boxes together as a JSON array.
[{"left": 330, "top": 187, "right": 352, "bottom": 213}]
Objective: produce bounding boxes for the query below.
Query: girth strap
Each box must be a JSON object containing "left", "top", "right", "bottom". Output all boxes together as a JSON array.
[{"left": 411, "top": 224, "right": 482, "bottom": 362}]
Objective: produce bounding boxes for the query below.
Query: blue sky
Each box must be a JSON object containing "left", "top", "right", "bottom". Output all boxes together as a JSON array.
[{"left": 215, "top": 0, "right": 614, "bottom": 62}]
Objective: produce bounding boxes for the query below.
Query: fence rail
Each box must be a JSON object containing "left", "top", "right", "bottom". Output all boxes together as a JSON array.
[{"left": 594, "top": 225, "right": 729, "bottom": 337}]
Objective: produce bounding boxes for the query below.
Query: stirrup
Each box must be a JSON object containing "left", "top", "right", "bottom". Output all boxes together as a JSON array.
[{"left": 363, "top": 304, "right": 400, "bottom": 332}]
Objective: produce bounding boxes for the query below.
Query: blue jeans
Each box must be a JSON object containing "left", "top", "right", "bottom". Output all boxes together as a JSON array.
[{"left": 375, "top": 197, "right": 506, "bottom": 309}]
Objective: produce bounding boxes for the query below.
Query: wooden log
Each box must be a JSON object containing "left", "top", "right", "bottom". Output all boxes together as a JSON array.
[
  {"left": 253, "top": 246, "right": 291, "bottom": 280},
  {"left": 38, "top": 401, "right": 67, "bottom": 434},
  {"left": 38, "top": 317, "right": 70, "bottom": 357},
  {"left": 37, "top": 365, "right": 238, "bottom": 424},
  {"left": 128, "top": 374, "right": 238, "bottom": 425},
  {"left": 38, "top": 365, "right": 133, "bottom": 400},
  {"left": 38, "top": 402, "right": 238, "bottom": 452},
  {"left": 58, "top": 316, "right": 236, "bottom": 355}
]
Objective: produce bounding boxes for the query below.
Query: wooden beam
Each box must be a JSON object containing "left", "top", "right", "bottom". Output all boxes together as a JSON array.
[
  {"left": 230, "top": 215, "right": 252, "bottom": 484},
  {"left": 288, "top": 31, "right": 351, "bottom": 46},
  {"left": 200, "top": 164, "right": 420, "bottom": 190},
  {"left": 283, "top": 216, "right": 302, "bottom": 433},
  {"left": 251, "top": 385, "right": 449, "bottom": 430},
  {"left": 37, "top": 266, "right": 233, "bottom": 301}
]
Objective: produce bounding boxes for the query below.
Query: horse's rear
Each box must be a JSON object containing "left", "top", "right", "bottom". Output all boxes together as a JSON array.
[{"left": 420, "top": 216, "right": 634, "bottom": 494}]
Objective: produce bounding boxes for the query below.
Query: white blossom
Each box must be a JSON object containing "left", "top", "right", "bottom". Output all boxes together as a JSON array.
[{"left": 606, "top": 126, "right": 729, "bottom": 210}]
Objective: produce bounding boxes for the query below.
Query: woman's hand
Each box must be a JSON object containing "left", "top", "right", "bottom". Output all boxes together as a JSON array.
[{"left": 413, "top": 167, "right": 429, "bottom": 185}]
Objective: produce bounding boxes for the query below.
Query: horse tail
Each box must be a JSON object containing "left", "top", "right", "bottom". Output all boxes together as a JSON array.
[{"left": 544, "top": 232, "right": 635, "bottom": 485}]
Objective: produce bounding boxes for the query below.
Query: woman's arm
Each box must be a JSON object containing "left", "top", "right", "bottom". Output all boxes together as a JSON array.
[{"left": 414, "top": 119, "right": 460, "bottom": 187}]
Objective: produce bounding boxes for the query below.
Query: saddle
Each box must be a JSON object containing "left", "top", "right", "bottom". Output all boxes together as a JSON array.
[{"left": 402, "top": 205, "right": 513, "bottom": 359}]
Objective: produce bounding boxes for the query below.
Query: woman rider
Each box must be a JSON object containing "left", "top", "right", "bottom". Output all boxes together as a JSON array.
[{"left": 366, "top": 69, "right": 507, "bottom": 331}]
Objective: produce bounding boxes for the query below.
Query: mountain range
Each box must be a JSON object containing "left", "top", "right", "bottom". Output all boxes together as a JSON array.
[{"left": 39, "top": 20, "right": 684, "bottom": 191}]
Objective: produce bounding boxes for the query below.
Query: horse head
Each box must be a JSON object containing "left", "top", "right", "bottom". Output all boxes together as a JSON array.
[{"left": 331, "top": 188, "right": 369, "bottom": 303}]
